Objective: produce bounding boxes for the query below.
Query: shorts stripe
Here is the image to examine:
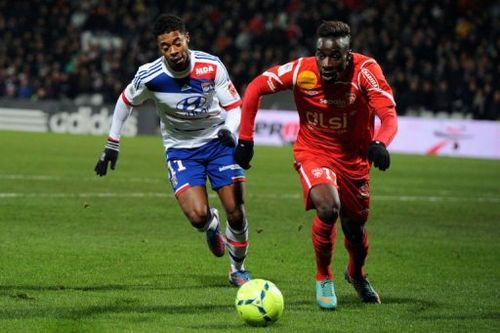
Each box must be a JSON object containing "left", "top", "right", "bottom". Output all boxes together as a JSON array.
[
  {"left": 232, "top": 176, "right": 246, "bottom": 183},
  {"left": 175, "top": 183, "right": 191, "bottom": 196},
  {"left": 298, "top": 164, "right": 312, "bottom": 189}
]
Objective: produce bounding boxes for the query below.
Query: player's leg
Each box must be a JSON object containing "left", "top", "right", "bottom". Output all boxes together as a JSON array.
[
  {"left": 176, "top": 186, "right": 225, "bottom": 256},
  {"left": 310, "top": 184, "right": 340, "bottom": 282},
  {"left": 339, "top": 177, "right": 380, "bottom": 303},
  {"left": 295, "top": 160, "right": 340, "bottom": 309},
  {"left": 166, "top": 149, "right": 225, "bottom": 257},
  {"left": 217, "top": 182, "right": 250, "bottom": 286},
  {"left": 207, "top": 140, "right": 249, "bottom": 286}
]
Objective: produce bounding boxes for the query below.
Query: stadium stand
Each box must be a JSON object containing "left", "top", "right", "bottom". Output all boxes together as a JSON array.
[{"left": 0, "top": 0, "right": 498, "bottom": 120}]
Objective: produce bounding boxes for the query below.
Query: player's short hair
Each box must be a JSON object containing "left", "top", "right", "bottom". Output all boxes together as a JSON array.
[
  {"left": 316, "top": 20, "right": 351, "bottom": 40},
  {"left": 153, "top": 14, "right": 186, "bottom": 37}
]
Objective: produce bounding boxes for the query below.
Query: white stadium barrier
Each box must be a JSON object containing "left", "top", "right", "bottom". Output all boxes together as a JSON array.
[
  {"left": 0, "top": 104, "right": 498, "bottom": 159},
  {"left": 253, "top": 110, "right": 500, "bottom": 160}
]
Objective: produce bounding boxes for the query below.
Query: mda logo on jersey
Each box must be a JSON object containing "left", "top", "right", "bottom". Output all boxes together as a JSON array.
[{"left": 195, "top": 65, "right": 215, "bottom": 75}]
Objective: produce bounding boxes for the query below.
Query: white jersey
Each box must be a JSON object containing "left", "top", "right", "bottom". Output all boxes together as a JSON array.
[{"left": 121, "top": 50, "right": 241, "bottom": 150}]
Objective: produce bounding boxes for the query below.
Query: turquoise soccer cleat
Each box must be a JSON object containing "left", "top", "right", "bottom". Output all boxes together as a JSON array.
[{"left": 315, "top": 279, "right": 337, "bottom": 310}]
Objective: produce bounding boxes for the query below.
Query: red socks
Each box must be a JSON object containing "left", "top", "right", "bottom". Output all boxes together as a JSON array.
[
  {"left": 311, "top": 215, "right": 337, "bottom": 281},
  {"left": 344, "top": 231, "right": 369, "bottom": 279}
]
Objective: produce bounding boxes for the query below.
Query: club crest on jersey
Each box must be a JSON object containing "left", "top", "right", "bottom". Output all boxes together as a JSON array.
[
  {"left": 312, "top": 168, "right": 324, "bottom": 178},
  {"left": 201, "top": 82, "right": 215, "bottom": 93},
  {"left": 196, "top": 65, "right": 215, "bottom": 75}
]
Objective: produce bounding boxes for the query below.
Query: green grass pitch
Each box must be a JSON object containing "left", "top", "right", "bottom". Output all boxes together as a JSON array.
[{"left": 0, "top": 131, "right": 499, "bottom": 332}]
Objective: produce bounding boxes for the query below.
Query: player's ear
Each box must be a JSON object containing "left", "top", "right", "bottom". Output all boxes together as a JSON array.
[{"left": 185, "top": 32, "right": 190, "bottom": 43}]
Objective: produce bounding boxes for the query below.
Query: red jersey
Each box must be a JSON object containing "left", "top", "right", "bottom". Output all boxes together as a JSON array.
[{"left": 239, "top": 53, "right": 398, "bottom": 178}]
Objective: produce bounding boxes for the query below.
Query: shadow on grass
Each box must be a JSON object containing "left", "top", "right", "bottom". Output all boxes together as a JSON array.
[
  {"left": 417, "top": 312, "right": 500, "bottom": 321},
  {"left": 0, "top": 272, "right": 231, "bottom": 295},
  {"left": 135, "top": 272, "right": 232, "bottom": 288},
  {"left": 0, "top": 303, "right": 234, "bottom": 320}
]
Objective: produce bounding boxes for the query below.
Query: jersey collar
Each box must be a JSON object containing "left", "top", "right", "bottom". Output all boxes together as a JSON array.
[{"left": 162, "top": 50, "right": 195, "bottom": 78}]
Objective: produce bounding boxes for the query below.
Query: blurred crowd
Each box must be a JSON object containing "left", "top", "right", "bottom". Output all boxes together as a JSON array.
[{"left": 0, "top": 0, "right": 498, "bottom": 120}]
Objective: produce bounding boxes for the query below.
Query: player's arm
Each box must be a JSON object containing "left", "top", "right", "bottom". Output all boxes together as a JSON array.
[
  {"left": 94, "top": 69, "right": 150, "bottom": 176},
  {"left": 214, "top": 60, "right": 242, "bottom": 147},
  {"left": 360, "top": 61, "right": 398, "bottom": 171},
  {"left": 234, "top": 62, "right": 295, "bottom": 169}
]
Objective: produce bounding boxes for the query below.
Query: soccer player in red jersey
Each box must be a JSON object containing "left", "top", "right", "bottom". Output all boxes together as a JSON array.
[{"left": 234, "top": 21, "right": 398, "bottom": 309}]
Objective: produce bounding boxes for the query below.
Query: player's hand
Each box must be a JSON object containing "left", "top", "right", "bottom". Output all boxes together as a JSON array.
[
  {"left": 217, "top": 128, "right": 236, "bottom": 147},
  {"left": 234, "top": 139, "right": 254, "bottom": 170},
  {"left": 94, "top": 138, "right": 120, "bottom": 176},
  {"left": 368, "top": 141, "right": 390, "bottom": 171}
]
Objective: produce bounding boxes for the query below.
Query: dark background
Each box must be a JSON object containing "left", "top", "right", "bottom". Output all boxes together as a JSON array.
[{"left": 0, "top": 0, "right": 498, "bottom": 119}]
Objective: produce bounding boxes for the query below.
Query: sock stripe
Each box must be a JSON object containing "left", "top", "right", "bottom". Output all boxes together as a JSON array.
[
  {"left": 226, "top": 238, "right": 248, "bottom": 248},
  {"left": 229, "top": 251, "right": 246, "bottom": 263}
]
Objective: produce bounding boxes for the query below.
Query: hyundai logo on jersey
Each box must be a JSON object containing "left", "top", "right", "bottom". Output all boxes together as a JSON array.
[{"left": 176, "top": 96, "right": 209, "bottom": 115}]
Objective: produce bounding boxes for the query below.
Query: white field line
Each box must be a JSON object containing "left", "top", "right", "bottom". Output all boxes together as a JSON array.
[
  {"left": 0, "top": 174, "right": 160, "bottom": 183},
  {"left": 0, "top": 192, "right": 499, "bottom": 203},
  {"left": 1, "top": 174, "right": 499, "bottom": 202}
]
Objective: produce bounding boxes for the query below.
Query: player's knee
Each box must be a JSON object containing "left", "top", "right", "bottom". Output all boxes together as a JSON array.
[
  {"left": 316, "top": 202, "right": 340, "bottom": 224},
  {"left": 342, "top": 222, "right": 365, "bottom": 243},
  {"left": 186, "top": 207, "right": 209, "bottom": 229},
  {"left": 226, "top": 207, "right": 246, "bottom": 231}
]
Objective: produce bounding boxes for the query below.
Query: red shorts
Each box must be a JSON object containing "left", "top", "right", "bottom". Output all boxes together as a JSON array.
[{"left": 293, "top": 157, "right": 370, "bottom": 223}]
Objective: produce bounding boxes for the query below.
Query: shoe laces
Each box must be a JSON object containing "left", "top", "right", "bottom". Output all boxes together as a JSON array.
[{"left": 320, "top": 281, "right": 334, "bottom": 297}]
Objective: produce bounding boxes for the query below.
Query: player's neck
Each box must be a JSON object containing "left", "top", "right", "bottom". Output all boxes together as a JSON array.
[{"left": 164, "top": 50, "right": 191, "bottom": 73}]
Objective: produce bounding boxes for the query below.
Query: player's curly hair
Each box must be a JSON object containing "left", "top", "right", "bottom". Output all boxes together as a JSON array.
[
  {"left": 153, "top": 14, "right": 186, "bottom": 37},
  {"left": 316, "top": 20, "right": 351, "bottom": 39}
]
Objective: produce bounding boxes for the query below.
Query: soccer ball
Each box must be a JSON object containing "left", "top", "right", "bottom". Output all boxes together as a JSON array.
[{"left": 235, "top": 279, "right": 284, "bottom": 327}]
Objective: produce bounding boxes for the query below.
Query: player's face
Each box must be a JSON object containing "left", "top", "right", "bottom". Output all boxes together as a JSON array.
[
  {"left": 157, "top": 31, "right": 190, "bottom": 71},
  {"left": 315, "top": 37, "right": 350, "bottom": 83}
]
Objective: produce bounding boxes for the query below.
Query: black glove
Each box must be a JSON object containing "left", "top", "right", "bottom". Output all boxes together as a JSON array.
[
  {"left": 368, "top": 140, "right": 390, "bottom": 171},
  {"left": 217, "top": 128, "right": 236, "bottom": 147},
  {"left": 95, "top": 138, "right": 119, "bottom": 176},
  {"left": 233, "top": 139, "right": 254, "bottom": 170}
]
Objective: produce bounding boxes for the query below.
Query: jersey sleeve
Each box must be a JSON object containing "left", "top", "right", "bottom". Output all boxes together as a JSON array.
[
  {"left": 239, "top": 60, "right": 297, "bottom": 140},
  {"left": 121, "top": 66, "right": 152, "bottom": 107},
  {"left": 359, "top": 61, "right": 398, "bottom": 146},
  {"left": 214, "top": 61, "right": 242, "bottom": 111}
]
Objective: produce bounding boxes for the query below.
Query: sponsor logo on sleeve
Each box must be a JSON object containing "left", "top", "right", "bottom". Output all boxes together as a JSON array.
[
  {"left": 277, "top": 62, "right": 293, "bottom": 77},
  {"left": 266, "top": 78, "right": 276, "bottom": 91},
  {"left": 227, "top": 82, "right": 238, "bottom": 97},
  {"left": 361, "top": 68, "right": 379, "bottom": 88}
]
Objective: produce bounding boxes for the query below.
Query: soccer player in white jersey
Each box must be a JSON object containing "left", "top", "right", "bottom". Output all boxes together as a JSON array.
[{"left": 94, "top": 14, "right": 250, "bottom": 287}]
